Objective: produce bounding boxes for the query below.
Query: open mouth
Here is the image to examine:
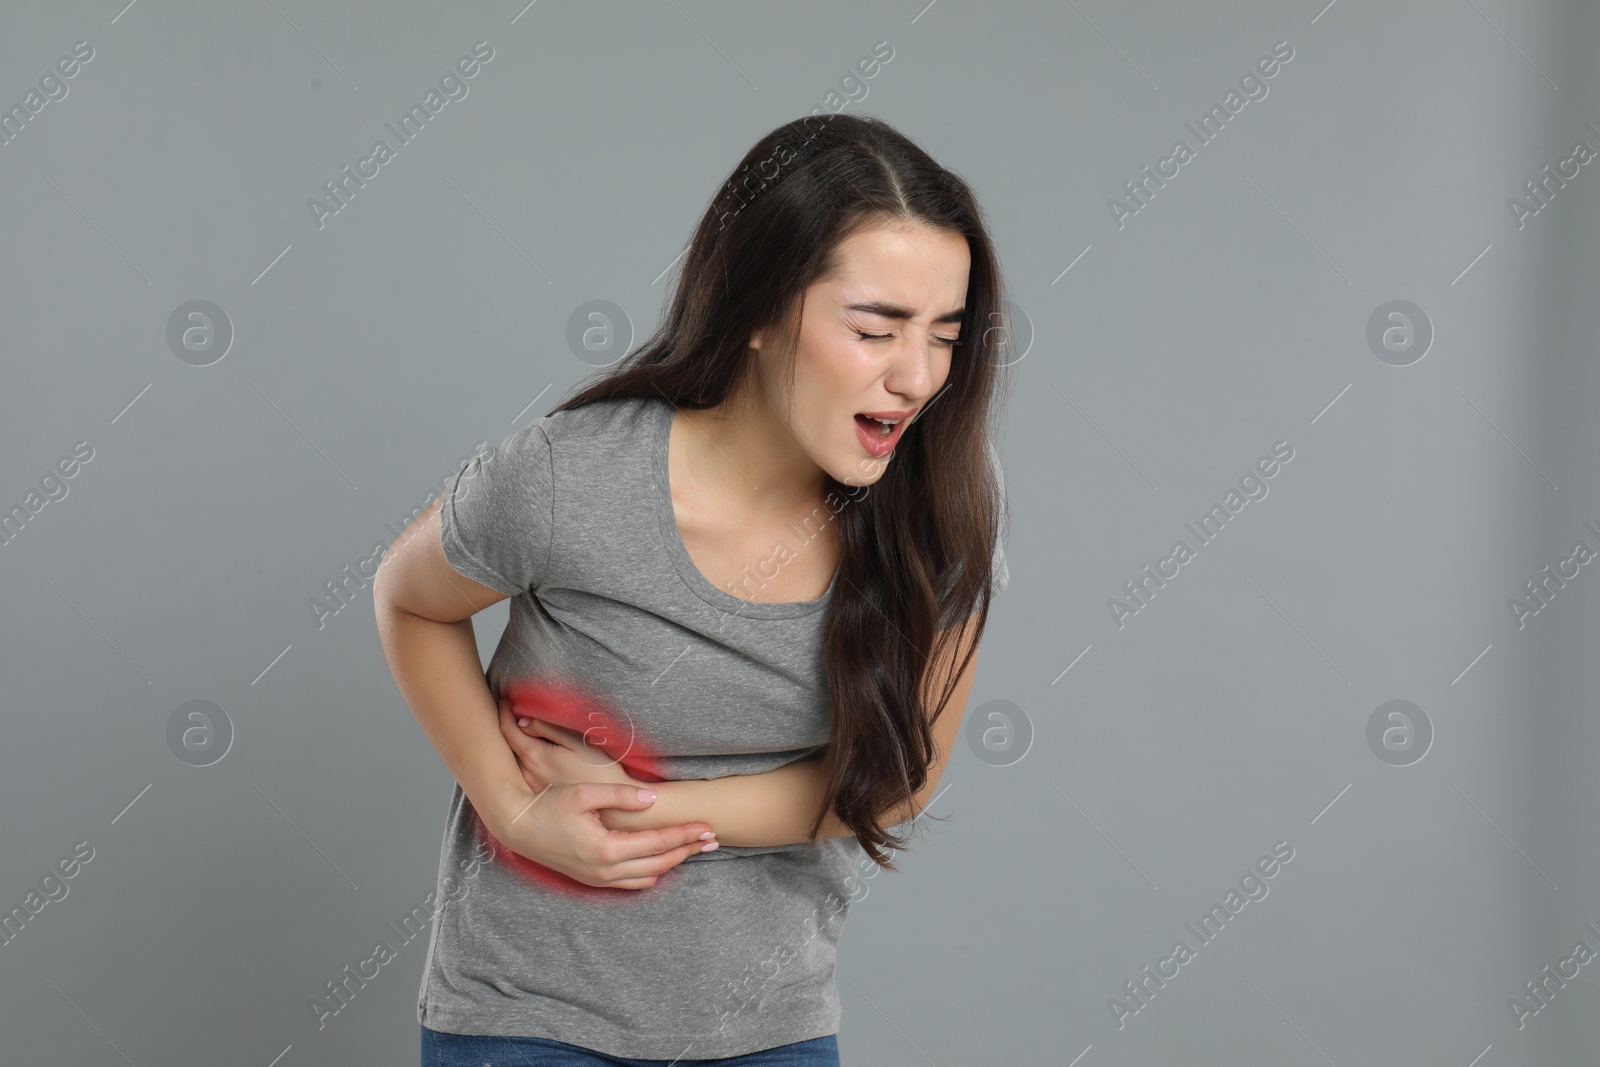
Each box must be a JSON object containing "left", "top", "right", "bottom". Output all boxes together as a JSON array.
[
  {"left": 854, "top": 413, "right": 899, "bottom": 439},
  {"left": 853, "top": 409, "right": 914, "bottom": 457}
]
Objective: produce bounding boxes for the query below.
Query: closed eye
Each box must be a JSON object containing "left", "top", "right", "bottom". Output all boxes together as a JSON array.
[{"left": 856, "top": 331, "right": 962, "bottom": 347}]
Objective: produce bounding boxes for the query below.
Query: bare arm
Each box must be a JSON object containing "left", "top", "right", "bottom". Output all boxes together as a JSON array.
[
  {"left": 503, "top": 611, "right": 986, "bottom": 848},
  {"left": 374, "top": 497, "right": 718, "bottom": 889}
]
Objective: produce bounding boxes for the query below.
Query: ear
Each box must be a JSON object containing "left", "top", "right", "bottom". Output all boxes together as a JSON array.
[{"left": 750, "top": 327, "right": 764, "bottom": 352}]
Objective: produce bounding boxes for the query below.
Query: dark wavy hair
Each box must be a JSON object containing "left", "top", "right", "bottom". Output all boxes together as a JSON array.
[{"left": 552, "top": 112, "right": 1011, "bottom": 869}]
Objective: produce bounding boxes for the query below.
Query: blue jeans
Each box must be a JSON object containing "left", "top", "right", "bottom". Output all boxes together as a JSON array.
[{"left": 421, "top": 1025, "right": 840, "bottom": 1066}]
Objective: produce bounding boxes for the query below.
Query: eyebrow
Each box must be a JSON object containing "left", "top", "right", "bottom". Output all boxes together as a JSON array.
[{"left": 845, "top": 301, "right": 966, "bottom": 326}]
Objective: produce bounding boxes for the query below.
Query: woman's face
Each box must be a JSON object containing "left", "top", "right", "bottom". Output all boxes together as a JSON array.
[{"left": 754, "top": 218, "right": 971, "bottom": 487}]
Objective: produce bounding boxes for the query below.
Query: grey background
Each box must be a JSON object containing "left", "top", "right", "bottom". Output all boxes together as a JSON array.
[{"left": 2, "top": 1, "right": 1596, "bottom": 1064}]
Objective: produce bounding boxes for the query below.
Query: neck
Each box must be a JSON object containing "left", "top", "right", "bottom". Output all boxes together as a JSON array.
[{"left": 676, "top": 386, "right": 828, "bottom": 521}]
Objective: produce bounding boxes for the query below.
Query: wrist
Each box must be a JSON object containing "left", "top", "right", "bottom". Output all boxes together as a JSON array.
[{"left": 472, "top": 774, "right": 542, "bottom": 839}]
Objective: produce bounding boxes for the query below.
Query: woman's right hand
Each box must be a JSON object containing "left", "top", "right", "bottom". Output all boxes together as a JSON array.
[{"left": 480, "top": 781, "right": 719, "bottom": 891}]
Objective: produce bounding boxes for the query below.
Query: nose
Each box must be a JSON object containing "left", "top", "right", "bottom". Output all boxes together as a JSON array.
[{"left": 883, "top": 331, "right": 939, "bottom": 403}]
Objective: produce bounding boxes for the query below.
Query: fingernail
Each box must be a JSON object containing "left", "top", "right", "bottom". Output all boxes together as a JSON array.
[
  {"left": 700, "top": 841, "right": 719, "bottom": 852},
  {"left": 517, "top": 717, "right": 530, "bottom": 727},
  {"left": 637, "top": 788, "right": 658, "bottom": 803},
  {"left": 698, "top": 831, "right": 715, "bottom": 841}
]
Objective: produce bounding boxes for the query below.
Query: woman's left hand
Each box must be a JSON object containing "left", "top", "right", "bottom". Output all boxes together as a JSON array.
[{"left": 496, "top": 696, "right": 648, "bottom": 794}]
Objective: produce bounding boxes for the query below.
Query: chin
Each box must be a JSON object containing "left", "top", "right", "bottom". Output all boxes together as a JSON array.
[{"left": 837, "top": 459, "right": 887, "bottom": 489}]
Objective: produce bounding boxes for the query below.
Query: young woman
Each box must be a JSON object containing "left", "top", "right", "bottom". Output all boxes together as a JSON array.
[{"left": 375, "top": 112, "right": 1011, "bottom": 1067}]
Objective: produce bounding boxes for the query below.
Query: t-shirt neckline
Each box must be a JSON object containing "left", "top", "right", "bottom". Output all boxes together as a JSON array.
[{"left": 648, "top": 396, "right": 837, "bottom": 619}]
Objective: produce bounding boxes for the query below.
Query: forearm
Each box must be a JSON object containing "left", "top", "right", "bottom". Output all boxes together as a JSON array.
[
  {"left": 374, "top": 603, "right": 532, "bottom": 836},
  {"left": 615, "top": 754, "right": 940, "bottom": 848},
  {"left": 528, "top": 621, "right": 982, "bottom": 847},
  {"left": 622, "top": 621, "right": 982, "bottom": 847}
]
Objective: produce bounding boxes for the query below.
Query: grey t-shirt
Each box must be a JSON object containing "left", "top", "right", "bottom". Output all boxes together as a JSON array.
[{"left": 417, "top": 394, "right": 1007, "bottom": 1060}]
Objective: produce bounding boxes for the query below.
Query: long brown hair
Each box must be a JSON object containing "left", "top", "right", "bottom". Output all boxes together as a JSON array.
[{"left": 553, "top": 113, "right": 1011, "bottom": 869}]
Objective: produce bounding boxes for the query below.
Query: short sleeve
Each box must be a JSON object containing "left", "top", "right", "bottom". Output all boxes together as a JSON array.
[{"left": 437, "top": 418, "right": 556, "bottom": 596}]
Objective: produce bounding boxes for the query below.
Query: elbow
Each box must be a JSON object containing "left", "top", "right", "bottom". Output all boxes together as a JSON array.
[
  {"left": 372, "top": 567, "right": 427, "bottom": 638},
  {"left": 372, "top": 560, "right": 425, "bottom": 621},
  {"left": 879, "top": 763, "right": 948, "bottom": 831},
  {"left": 372, "top": 572, "right": 403, "bottom": 628},
  {"left": 372, "top": 569, "right": 399, "bottom": 618}
]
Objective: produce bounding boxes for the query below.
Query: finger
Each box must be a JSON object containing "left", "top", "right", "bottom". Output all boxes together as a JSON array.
[
  {"left": 602, "top": 823, "right": 721, "bottom": 864},
  {"left": 569, "top": 785, "right": 714, "bottom": 844},
  {"left": 499, "top": 714, "right": 555, "bottom": 781},
  {"left": 600, "top": 877, "right": 655, "bottom": 890},
  {"left": 602, "top": 839, "right": 717, "bottom": 885},
  {"left": 510, "top": 743, "right": 548, "bottom": 791},
  {"left": 576, "top": 783, "right": 675, "bottom": 816},
  {"left": 498, "top": 703, "right": 536, "bottom": 753},
  {"left": 526, "top": 717, "right": 587, "bottom": 748},
  {"left": 533, "top": 721, "right": 624, "bottom": 769}
]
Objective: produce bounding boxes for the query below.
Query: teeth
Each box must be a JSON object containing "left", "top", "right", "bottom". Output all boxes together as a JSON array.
[{"left": 859, "top": 414, "right": 900, "bottom": 440}]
